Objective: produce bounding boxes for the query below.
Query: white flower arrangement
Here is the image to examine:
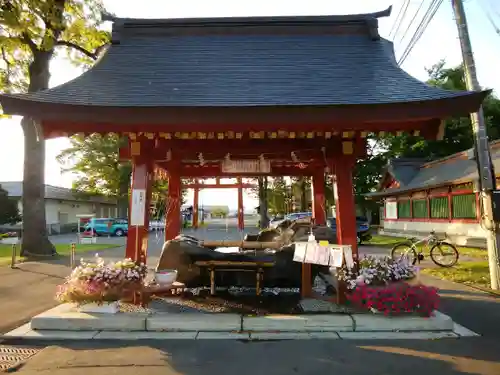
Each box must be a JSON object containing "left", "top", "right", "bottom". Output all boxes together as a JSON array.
[
  {"left": 56, "top": 256, "right": 148, "bottom": 305},
  {"left": 337, "top": 255, "right": 416, "bottom": 290}
]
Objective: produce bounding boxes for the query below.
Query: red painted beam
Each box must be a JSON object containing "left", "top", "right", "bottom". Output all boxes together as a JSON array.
[
  {"left": 42, "top": 118, "right": 441, "bottom": 139},
  {"left": 183, "top": 183, "right": 256, "bottom": 189},
  {"left": 170, "top": 164, "right": 321, "bottom": 177}
]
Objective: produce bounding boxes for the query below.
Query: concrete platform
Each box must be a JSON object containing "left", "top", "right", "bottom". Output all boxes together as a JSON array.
[
  {"left": 351, "top": 311, "right": 454, "bottom": 332},
  {"left": 30, "top": 304, "right": 148, "bottom": 331},
  {"left": 242, "top": 314, "right": 353, "bottom": 332},
  {"left": 4, "top": 303, "right": 479, "bottom": 341},
  {"left": 147, "top": 313, "right": 241, "bottom": 332}
]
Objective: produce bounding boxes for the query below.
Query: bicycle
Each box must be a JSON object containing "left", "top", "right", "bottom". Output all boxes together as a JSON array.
[{"left": 391, "top": 231, "right": 459, "bottom": 268}]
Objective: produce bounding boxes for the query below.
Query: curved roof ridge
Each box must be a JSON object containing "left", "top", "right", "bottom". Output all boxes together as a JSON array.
[{"left": 102, "top": 6, "right": 392, "bottom": 27}]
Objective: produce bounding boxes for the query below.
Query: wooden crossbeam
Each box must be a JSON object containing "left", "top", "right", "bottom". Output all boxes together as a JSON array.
[{"left": 184, "top": 183, "right": 256, "bottom": 189}]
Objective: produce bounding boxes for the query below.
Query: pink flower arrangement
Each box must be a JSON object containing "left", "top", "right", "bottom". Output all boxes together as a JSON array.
[
  {"left": 337, "top": 255, "right": 416, "bottom": 290},
  {"left": 56, "top": 257, "right": 148, "bottom": 305},
  {"left": 346, "top": 283, "right": 440, "bottom": 317}
]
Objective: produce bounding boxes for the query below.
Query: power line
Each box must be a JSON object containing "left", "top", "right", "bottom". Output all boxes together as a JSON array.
[
  {"left": 397, "top": 0, "right": 426, "bottom": 44},
  {"left": 398, "top": 0, "right": 444, "bottom": 66},
  {"left": 391, "top": 0, "right": 411, "bottom": 40},
  {"left": 480, "top": 0, "right": 500, "bottom": 37},
  {"left": 389, "top": 1, "right": 407, "bottom": 38}
]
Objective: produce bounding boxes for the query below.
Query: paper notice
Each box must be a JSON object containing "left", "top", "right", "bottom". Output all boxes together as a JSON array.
[
  {"left": 293, "top": 242, "right": 308, "bottom": 263},
  {"left": 343, "top": 245, "right": 354, "bottom": 269},
  {"left": 329, "top": 248, "right": 344, "bottom": 267},
  {"left": 130, "top": 189, "right": 146, "bottom": 226},
  {"left": 316, "top": 244, "right": 331, "bottom": 266},
  {"left": 304, "top": 242, "right": 318, "bottom": 264}
]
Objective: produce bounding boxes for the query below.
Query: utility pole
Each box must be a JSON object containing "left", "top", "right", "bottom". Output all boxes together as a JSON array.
[{"left": 451, "top": 0, "right": 500, "bottom": 289}]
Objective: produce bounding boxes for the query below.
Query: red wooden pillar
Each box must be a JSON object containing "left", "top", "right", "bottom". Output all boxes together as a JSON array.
[
  {"left": 193, "top": 179, "right": 199, "bottom": 229},
  {"left": 237, "top": 177, "right": 244, "bottom": 231},
  {"left": 312, "top": 171, "right": 327, "bottom": 225},
  {"left": 125, "top": 158, "right": 154, "bottom": 265},
  {"left": 333, "top": 158, "right": 358, "bottom": 304},
  {"left": 165, "top": 163, "right": 182, "bottom": 241}
]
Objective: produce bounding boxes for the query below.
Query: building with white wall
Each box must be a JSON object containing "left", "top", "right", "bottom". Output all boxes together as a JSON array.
[
  {"left": 367, "top": 141, "right": 500, "bottom": 248},
  {"left": 0, "top": 182, "right": 117, "bottom": 234}
]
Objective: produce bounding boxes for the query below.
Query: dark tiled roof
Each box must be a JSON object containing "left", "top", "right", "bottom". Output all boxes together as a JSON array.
[
  {"left": 386, "top": 158, "right": 427, "bottom": 187},
  {"left": 368, "top": 142, "right": 500, "bottom": 197},
  {"left": 0, "top": 182, "right": 117, "bottom": 204},
  {"left": 0, "top": 9, "right": 485, "bottom": 108}
]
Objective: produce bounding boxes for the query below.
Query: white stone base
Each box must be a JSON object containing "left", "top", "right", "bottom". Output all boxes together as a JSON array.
[
  {"left": 147, "top": 313, "right": 241, "bottom": 332},
  {"left": 351, "top": 310, "right": 454, "bottom": 332},
  {"left": 242, "top": 314, "right": 353, "bottom": 332},
  {"left": 12, "top": 303, "right": 479, "bottom": 341},
  {"left": 30, "top": 303, "right": 147, "bottom": 331},
  {"left": 78, "top": 302, "right": 119, "bottom": 314}
]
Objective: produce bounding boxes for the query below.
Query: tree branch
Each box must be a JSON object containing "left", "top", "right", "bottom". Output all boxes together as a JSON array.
[
  {"left": 21, "top": 32, "right": 38, "bottom": 53},
  {"left": 55, "top": 40, "right": 108, "bottom": 60}
]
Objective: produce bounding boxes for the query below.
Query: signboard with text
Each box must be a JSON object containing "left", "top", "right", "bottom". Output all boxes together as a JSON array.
[{"left": 221, "top": 159, "right": 271, "bottom": 174}]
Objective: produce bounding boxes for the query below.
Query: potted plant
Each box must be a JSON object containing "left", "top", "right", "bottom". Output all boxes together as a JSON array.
[
  {"left": 337, "top": 255, "right": 417, "bottom": 290},
  {"left": 55, "top": 256, "right": 148, "bottom": 313},
  {"left": 337, "top": 256, "right": 439, "bottom": 316}
]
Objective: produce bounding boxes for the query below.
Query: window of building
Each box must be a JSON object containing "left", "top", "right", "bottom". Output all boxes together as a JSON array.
[
  {"left": 412, "top": 199, "right": 428, "bottom": 218},
  {"left": 430, "top": 196, "right": 449, "bottom": 219},
  {"left": 452, "top": 194, "right": 477, "bottom": 219},
  {"left": 385, "top": 200, "right": 397, "bottom": 219},
  {"left": 397, "top": 200, "right": 411, "bottom": 219}
]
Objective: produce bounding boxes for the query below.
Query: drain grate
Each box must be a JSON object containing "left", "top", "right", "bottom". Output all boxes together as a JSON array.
[{"left": 0, "top": 346, "right": 41, "bottom": 372}]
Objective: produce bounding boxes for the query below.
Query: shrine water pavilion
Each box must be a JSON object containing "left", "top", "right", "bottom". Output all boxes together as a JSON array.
[{"left": 0, "top": 7, "right": 488, "bottom": 297}]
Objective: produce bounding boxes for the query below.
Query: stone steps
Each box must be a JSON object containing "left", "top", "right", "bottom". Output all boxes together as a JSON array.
[{"left": 2, "top": 303, "right": 480, "bottom": 341}]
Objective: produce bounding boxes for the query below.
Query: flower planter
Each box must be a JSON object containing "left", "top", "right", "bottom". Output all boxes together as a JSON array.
[{"left": 78, "top": 301, "right": 119, "bottom": 314}]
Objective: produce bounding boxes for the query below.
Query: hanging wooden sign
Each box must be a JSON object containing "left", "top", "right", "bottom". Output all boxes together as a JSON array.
[{"left": 221, "top": 159, "right": 271, "bottom": 174}]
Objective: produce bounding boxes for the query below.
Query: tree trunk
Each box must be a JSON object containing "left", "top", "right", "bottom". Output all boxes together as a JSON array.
[
  {"left": 20, "top": 117, "right": 56, "bottom": 256},
  {"left": 117, "top": 136, "right": 131, "bottom": 218},
  {"left": 258, "top": 177, "right": 269, "bottom": 229},
  {"left": 20, "top": 51, "right": 56, "bottom": 257},
  {"left": 299, "top": 177, "right": 308, "bottom": 212},
  {"left": 117, "top": 180, "right": 130, "bottom": 218}
]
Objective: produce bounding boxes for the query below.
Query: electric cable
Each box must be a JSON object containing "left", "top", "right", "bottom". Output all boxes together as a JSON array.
[
  {"left": 389, "top": 0, "right": 408, "bottom": 38},
  {"left": 397, "top": 0, "right": 426, "bottom": 44},
  {"left": 391, "top": 0, "right": 411, "bottom": 40},
  {"left": 398, "top": 0, "right": 444, "bottom": 65},
  {"left": 480, "top": 0, "right": 500, "bottom": 37}
]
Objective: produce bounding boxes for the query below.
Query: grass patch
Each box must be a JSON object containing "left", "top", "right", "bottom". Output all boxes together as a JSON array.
[
  {"left": 366, "top": 235, "right": 402, "bottom": 247},
  {"left": 422, "top": 261, "right": 491, "bottom": 289},
  {"left": 0, "top": 243, "right": 121, "bottom": 266},
  {"left": 366, "top": 235, "right": 487, "bottom": 260}
]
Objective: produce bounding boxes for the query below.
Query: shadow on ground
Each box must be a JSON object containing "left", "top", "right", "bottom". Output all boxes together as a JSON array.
[{"left": 8, "top": 338, "right": 500, "bottom": 375}]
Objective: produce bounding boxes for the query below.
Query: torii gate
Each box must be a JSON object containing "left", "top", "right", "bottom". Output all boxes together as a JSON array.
[{"left": 184, "top": 178, "right": 256, "bottom": 230}]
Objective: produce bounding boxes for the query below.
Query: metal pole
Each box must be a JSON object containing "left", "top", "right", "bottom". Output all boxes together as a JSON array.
[
  {"left": 451, "top": 0, "right": 500, "bottom": 289},
  {"left": 70, "top": 242, "right": 76, "bottom": 269},
  {"left": 10, "top": 244, "right": 16, "bottom": 268}
]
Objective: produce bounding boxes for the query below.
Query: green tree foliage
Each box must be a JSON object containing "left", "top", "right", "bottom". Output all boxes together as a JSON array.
[
  {"left": 384, "top": 60, "right": 500, "bottom": 159},
  {"left": 0, "top": 184, "right": 21, "bottom": 224},
  {"left": 1, "top": 0, "right": 109, "bottom": 256},
  {"left": 357, "top": 60, "right": 500, "bottom": 219},
  {"left": 209, "top": 207, "right": 228, "bottom": 219},
  {"left": 56, "top": 134, "right": 131, "bottom": 217},
  {"left": 57, "top": 134, "right": 190, "bottom": 219},
  {"left": 267, "top": 177, "right": 293, "bottom": 215}
]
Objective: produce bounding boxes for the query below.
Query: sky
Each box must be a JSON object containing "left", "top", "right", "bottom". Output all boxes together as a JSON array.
[{"left": 1, "top": 0, "right": 500, "bottom": 210}]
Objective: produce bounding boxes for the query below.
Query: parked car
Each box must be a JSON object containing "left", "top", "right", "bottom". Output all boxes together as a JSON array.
[
  {"left": 83, "top": 218, "right": 128, "bottom": 237},
  {"left": 327, "top": 216, "right": 372, "bottom": 245}
]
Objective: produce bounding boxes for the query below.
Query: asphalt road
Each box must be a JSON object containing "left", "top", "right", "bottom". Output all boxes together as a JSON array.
[
  {"left": 6, "top": 223, "right": 500, "bottom": 374},
  {"left": 13, "top": 337, "right": 500, "bottom": 375}
]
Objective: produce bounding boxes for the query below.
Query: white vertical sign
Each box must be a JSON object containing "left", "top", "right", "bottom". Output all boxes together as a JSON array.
[{"left": 130, "top": 189, "right": 146, "bottom": 226}]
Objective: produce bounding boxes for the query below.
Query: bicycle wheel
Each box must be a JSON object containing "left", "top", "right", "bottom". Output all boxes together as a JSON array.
[
  {"left": 391, "top": 243, "right": 418, "bottom": 265},
  {"left": 430, "top": 241, "right": 459, "bottom": 267}
]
